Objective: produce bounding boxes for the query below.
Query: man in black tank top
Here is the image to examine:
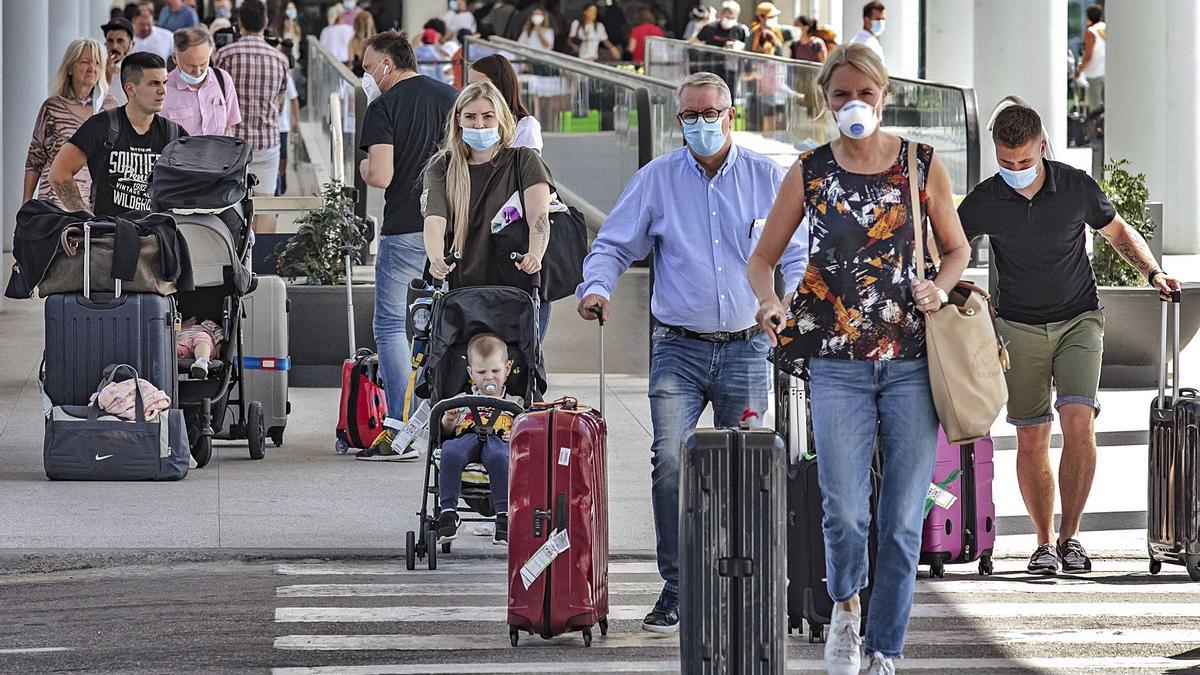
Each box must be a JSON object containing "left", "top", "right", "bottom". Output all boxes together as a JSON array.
[{"left": 958, "top": 102, "right": 1179, "bottom": 575}]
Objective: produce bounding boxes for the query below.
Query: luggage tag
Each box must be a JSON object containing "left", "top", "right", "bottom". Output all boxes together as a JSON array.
[
  {"left": 519, "top": 528, "right": 571, "bottom": 589},
  {"left": 923, "top": 469, "right": 962, "bottom": 518}
]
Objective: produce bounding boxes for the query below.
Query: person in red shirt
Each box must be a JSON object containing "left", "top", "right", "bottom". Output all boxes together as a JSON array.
[{"left": 627, "top": 7, "right": 663, "bottom": 67}]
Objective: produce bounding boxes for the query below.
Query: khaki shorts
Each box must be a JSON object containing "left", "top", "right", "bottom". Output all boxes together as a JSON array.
[{"left": 995, "top": 309, "right": 1104, "bottom": 426}]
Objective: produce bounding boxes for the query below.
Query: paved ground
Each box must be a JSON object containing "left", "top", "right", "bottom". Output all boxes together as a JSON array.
[{"left": 3, "top": 557, "right": 1200, "bottom": 673}]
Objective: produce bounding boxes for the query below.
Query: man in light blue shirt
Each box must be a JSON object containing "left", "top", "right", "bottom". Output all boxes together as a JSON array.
[
  {"left": 577, "top": 72, "right": 807, "bottom": 634},
  {"left": 159, "top": 0, "right": 200, "bottom": 32}
]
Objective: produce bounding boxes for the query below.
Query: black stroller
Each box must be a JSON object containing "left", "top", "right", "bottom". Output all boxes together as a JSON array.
[
  {"left": 150, "top": 135, "right": 264, "bottom": 467},
  {"left": 404, "top": 283, "right": 546, "bottom": 570}
]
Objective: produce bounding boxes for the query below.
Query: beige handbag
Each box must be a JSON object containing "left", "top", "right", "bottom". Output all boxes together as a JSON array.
[
  {"left": 38, "top": 232, "right": 176, "bottom": 297},
  {"left": 907, "top": 141, "right": 1009, "bottom": 444}
]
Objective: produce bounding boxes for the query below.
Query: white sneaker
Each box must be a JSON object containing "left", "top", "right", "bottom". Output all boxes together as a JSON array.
[
  {"left": 824, "top": 603, "right": 863, "bottom": 675},
  {"left": 866, "top": 652, "right": 895, "bottom": 675}
]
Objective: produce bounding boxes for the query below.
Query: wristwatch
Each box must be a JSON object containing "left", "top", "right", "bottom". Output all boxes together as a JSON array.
[{"left": 1148, "top": 268, "right": 1166, "bottom": 284}]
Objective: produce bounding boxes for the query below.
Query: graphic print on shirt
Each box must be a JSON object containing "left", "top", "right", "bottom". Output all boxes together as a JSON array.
[
  {"left": 108, "top": 144, "right": 162, "bottom": 211},
  {"left": 775, "top": 139, "right": 935, "bottom": 369}
]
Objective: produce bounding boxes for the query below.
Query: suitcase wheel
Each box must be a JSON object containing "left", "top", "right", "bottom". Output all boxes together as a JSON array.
[
  {"left": 1149, "top": 559, "right": 1162, "bottom": 576},
  {"left": 193, "top": 435, "right": 213, "bottom": 468},
  {"left": 509, "top": 626, "right": 520, "bottom": 647},
  {"left": 441, "top": 541, "right": 452, "bottom": 554},
  {"left": 335, "top": 437, "right": 350, "bottom": 455},
  {"left": 582, "top": 627, "right": 593, "bottom": 647},
  {"left": 930, "top": 560, "right": 946, "bottom": 579},
  {"left": 270, "top": 428, "right": 284, "bottom": 447},
  {"left": 979, "top": 554, "right": 994, "bottom": 576},
  {"left": 808, "top": 623, "right": 824, "bottom": 644},
  {"left": 598, "top": 618, "right": 608, "bottom": 636},
  {"left": 1187, "top": 555, "right": 1200, "bottom": 582},
  {"left": 405, "top": 531, "right": 416, "bottom": 571}
]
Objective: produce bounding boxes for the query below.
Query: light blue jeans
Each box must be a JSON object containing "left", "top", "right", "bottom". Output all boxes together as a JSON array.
[
  {"left": 374, "top": 233, "right": 427, "bottom": 427},
  {"left": 649, "top": 326, "right": 771, "bottom": 595},
  {"left": 808, "top": 357, "right": 939, "bottom": 658}
]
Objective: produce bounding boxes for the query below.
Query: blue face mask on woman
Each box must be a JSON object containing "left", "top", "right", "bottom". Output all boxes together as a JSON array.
[
  {"left": 462, "top": 126, "right": 501, "bottom": 153},
  {"left": 998, "top": 162, "right": 1039, "bottom": 190},
  {"left": 682, "top": 116, "right": 728, "bottom": 157}
]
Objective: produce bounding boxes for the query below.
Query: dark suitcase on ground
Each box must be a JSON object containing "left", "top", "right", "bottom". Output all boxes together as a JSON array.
[
  {"left": 680, "top": 425, "right": 787, "bottom": 673},
  {"left": 149, "top": 135, "right": 252, "bottom": 211},
  {"left": 43, "top": 224, "right": 177, "bottom": 407},
  {"left": 920, "top": 429, "right": 997, "bottom": 578},
  {"left": 780, "top": 370, "right": 879, "bottom": 642},
  {"left": 507, "top": 315, "right": 608, "bottom": 646},
  {"left": 1149, "top": 290, "right": 1200, "bottom": 581}
]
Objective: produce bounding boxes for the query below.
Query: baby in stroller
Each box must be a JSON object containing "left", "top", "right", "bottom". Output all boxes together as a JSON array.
[
  {"left": 436, "top": 333, "right": 524, "bottom": 546},
  {"left": 176, "top": 317, "right": 224, "bottom": 380}
]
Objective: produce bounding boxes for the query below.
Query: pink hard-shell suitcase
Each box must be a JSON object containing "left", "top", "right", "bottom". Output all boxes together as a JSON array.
[{"left": 920, "top": 428, "right": 997, "bottom": 577}]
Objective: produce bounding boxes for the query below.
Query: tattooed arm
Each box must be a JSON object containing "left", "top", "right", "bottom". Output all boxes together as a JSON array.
[
  {"left": 47, "top": 142, "right": 91, "bottom": 213},
  {"left": 516, "top": 181, "right": 552, "bottom": 274},
  {"left": 1098, "top": 214, "right": 1181, "bottom": 297}
]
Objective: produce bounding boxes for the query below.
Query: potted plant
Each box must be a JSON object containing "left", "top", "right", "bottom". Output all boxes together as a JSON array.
[
  {"left": 276, "top": 181, "right": 378, "bottom": 386},
  {"left": 1093, "top": 159, "right": 1200, "bottom": 388}
]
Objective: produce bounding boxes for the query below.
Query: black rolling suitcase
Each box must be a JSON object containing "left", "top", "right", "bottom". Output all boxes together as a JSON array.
[
  {"left": 1148, "top": 290, "right": 1200, "bottom": 581},
  {"left": 43, "top": 222, "right": 178, "bottom": 407},
  {"left": 779, "top": 367, "right": 879, "bottom": 642},
  {"left": 679, "top": 424, "right": 787, "bottom": 674}
]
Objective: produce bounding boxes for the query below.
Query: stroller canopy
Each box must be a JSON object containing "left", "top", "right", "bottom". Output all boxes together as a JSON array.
[
  {"left": 175, "top": 211, "right": 252, "bottom": 296},
  {"left": 420, "top": 285, "right": 545, "bottom": 404}
]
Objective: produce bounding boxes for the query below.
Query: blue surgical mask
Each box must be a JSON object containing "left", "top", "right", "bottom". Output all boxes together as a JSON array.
[
  {"left": 998, "top": 162, "right": 1039, "bottom": 190},
  {"left": 462, "top": 126, "right": 501, "bottom": 152},
  {"left": 216, "top": 7, "right": 230, "bottom": 18},
  {"left": 871, "top": 18, "right": 885, "bottom": 35},
  {"left": 286, "top": 7, "right": 298, "bottom": 20},
  {"left": 682, "top": 116, "right": 728, "bottom": 157},
  {"left": 178, "top": 67, "right": 208, "bottom": 86}
]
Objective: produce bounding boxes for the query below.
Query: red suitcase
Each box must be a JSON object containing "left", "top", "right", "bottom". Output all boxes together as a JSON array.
[
  {"left": 506, "top": 312, "right": 608, "bottom": 646},
  {"left": 334, "top": 252, "right": 388, "bottom": 454}
]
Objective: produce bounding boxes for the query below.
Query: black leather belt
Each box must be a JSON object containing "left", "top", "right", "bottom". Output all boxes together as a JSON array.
[{"left": 662, "top": 323, "right": 761, "bottom": 343}]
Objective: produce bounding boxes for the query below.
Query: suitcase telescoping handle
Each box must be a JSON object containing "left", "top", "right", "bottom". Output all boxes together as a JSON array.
[
  {"left": 1158, "top": 289, "right": 1183, "bottom": 408},
  {"left": 343, "top": 248, "right": 458, "bottom": 357},
  {"left": 589, "top": 305, "right": 605, "bottom": 417},
  {"left": 82, "top": 222, "right": 121, "bottom": 300}
]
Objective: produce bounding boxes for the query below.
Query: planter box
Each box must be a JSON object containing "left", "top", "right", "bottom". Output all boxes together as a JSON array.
[
  {"left": 1098, "top": 284, "right": 1200, "bottom": 388},
  {"left": 287, "top": 282, "right": 376, "bottom": 387}
]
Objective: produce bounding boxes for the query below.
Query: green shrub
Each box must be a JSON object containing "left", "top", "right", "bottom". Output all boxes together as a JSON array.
[
  {"left": 276, "top": 181, "right": 369, "bottom": 285},
  {"left": 1092, "top": 158, "right": 1152, "bottom": 287}
]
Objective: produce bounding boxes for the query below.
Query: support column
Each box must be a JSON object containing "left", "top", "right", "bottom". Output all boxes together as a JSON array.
[
  {"left": 842, "top": 0, "right": 862, "bottom": 52},
  {"left": 48, "top": 0, "right": 82, "bottom": 83},
  {"left": 923, "top": 0, "right": 973, "bottom": 87},
  {"left": 1164, "top": 3, "right": 1200, "bottom": 253},
  {"left": 3, "top": 2, "right": 48, "bottom": 253},
  {"left": 404, "top": 0, "right": 444, "bottom": 37},
  {"left": 972, "top": 0, "right": 1066, "bottom": 179},
  {"left": 92, "top": 0, "right": 116, "bottom": 39}
]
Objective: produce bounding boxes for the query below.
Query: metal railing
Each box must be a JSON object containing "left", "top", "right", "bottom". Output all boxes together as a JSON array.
[
  {"left": 643, "top": 37, "right": 980, "bottom": 196},
  {"left": 304, "top": 35, "right": 368, "bottom": 221}
]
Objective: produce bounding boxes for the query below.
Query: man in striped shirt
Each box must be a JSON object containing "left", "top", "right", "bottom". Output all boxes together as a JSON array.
[{"left": 213, "top": 0, "right": 288, "bottom": 210}]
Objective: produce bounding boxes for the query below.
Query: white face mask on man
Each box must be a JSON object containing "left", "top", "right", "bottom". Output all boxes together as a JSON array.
[{"left": 363, "top": 62, "right": 390, "bottom": 102}]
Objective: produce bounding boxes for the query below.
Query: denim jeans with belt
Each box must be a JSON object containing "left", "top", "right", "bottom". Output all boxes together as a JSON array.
[
  {"left": 648, "top": 325, "right": 771, "bottom": 595},
  {"left": 808, "top": 357, "right": 939, "bottom": 658},
  {"left": 374, "top": 233, "right": 427, "bottom": 426}
]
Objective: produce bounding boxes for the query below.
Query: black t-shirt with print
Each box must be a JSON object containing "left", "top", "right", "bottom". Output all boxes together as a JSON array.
[
  {"left": 68, "top": 107, "right": 186, "bottom": 217},
  {"left": 697, "top": 22, "right": 751, "bottom": 47}
]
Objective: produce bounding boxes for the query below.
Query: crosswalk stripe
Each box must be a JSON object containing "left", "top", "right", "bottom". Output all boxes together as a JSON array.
[
  {"left": 913, "top": 579, "right": 1200, "bottom": 594},
  {"left": 273, "top": 562, "right": 661, "bottom": 576},
  {"left": 271, "top": 656, "right": 1196, "bottom": 674},
  {"left": 0, "top": 648, "right": 74, "bottom": 655},
  {"left": 909, "top": 602, "right": 1200, "bottom": 618},
  {"left": 275, "top": 605, "right": 651, "bottom": 623},
  {"left": 276, "top": 581, "right": 664, "bottom": 597}
]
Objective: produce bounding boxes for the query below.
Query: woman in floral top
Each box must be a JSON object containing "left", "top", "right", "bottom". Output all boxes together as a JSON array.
[{"left": 747, "top": 44, "right": 970, "bottom": 672}]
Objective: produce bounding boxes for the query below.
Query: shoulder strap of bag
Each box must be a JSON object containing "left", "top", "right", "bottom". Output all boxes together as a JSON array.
[
  {"left": 907, "top": 139, "right": 926, "bottom": 279},
  {"left": 511, "top": 148, "right": 528, "bottom": 217},
  {"left": 214, "top": 67, "right": 227, "bottom": 98},
  {"left": 103, "top": 108, "right": 121, "bottom": 150}
]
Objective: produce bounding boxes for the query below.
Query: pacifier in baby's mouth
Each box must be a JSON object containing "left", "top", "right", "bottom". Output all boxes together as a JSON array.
[{"left": 481, "top": 382, "right": 499, "bottom": 394}]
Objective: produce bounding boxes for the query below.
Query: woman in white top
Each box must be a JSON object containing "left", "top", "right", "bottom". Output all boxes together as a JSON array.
[
  {"left": 518, "top": 7, "right": 555, "bottom": 51},
  {"left": 319, "top": 4, "right": 355, "bottom": 66},
  {"left": 1075, "top": 3, "right": 1106, "bottom": 112},
  {"left": 569, "top": 4, "right": 620, "bottom": 61},
  {"left": 468, "top": 53, "right": 543, "bottom": 152}
]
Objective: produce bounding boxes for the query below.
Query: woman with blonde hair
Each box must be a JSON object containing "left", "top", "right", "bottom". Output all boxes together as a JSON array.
[
  {"left": 349, "top": 9, "right": 377, "bottom": 76},
  {"left": 24, "top": 38, "right": 118, "bottom": 207},
  {"left": 320, "top": 4, "right": 354, "bottom": 66},
  {"left": 748, "top": 43, "right": 969, "bottom": 674},
  {"left": 423, "top": 81, "right": 554, "bottom": 328}
]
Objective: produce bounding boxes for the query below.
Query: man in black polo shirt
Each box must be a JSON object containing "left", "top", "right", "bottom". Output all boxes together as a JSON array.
[{"left": 959, "top": 101, "right": 1180, "bottom": 576}]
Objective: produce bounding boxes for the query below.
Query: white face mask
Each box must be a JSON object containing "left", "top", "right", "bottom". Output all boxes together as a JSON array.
[
  {"left": 720, "top": 17, "right": 736, "bottom": 29},
  {"left": 531, "top": 14, "right": 545, "bottom": 25},
  {"left": 363, "top": 63, "right": 388, "bottom": 102},
  {"left": 834, "top": 99, "right": 880, "bottom": 139},
  {"left": 178, "top": 67, "right": 208, "bottom": 86}
]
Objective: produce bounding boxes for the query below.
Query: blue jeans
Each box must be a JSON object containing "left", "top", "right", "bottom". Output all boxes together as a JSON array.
[
  {"left": 649, "top": 326, "right": 771, "bottom": 595},
  {"left": 808, "top": 357, "right": 939, "bottom": 658},
  {"left": 439, "top": 433, "right": 510, "bottom": 513},
  {"left": 374, "top": 233, "right": 427, "bottom": 427}
]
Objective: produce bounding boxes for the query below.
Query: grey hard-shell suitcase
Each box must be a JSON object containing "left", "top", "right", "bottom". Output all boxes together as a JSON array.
[
  {"left": 679, "top": 425, "right": 787, "bottom": 674},
  {"left": 220, "top": 274, "right": 289, "bottom": 446},
  {"left": 1148, "top": 290, "right": 1200, "bottom": 580},
  {"left": 42, "top": 223, "right": 177, "bottom": 407}
]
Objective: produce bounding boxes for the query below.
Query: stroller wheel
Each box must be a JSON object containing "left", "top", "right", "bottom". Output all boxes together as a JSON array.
[
  {"left": 192, "top": 435, "right": 213, "bottom": 468},
  {"left": 426, "top": 530, "right": 438, "bottom": 570},
  {"left": 405, "top": 531, "right": 416, "bottom": 570},
  {"left": 335, "top": 437, "right": 350, "bottom": 455},
  {"left": 247, "top": 402, "right": 266, "bottom": 460}
]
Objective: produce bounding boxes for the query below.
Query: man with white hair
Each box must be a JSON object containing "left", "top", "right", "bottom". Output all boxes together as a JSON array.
[
  {"left": 577, "top": 71, "right": 808, "bottom": 634},
  {"left": 692, "top": 0, "right": 750, "bottom": 49}
]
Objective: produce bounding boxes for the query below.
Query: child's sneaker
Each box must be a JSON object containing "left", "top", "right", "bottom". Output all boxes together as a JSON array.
[
  {"left": 493, "top": 512, "right": 508, "bottom": 546},
  {"left": 189, "top": 358, "right": 209, "bottom": 380},
  {"left": 437, "top": 510, "right": 461, "bottom": 544}
]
